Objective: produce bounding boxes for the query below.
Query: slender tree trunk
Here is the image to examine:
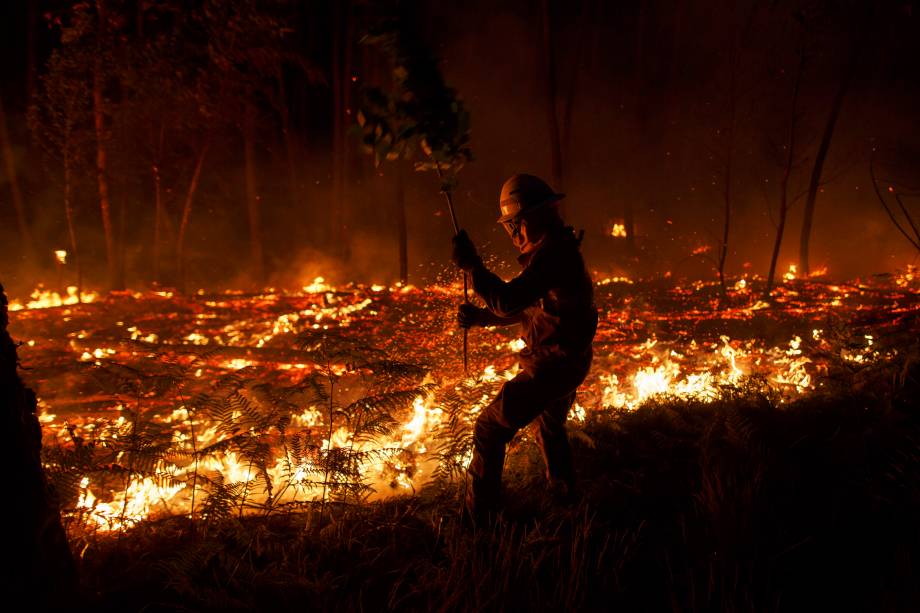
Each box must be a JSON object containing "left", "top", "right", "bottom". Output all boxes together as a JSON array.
[
  {"left": 63, "top": 144, "right": 82, "bottom": 300},
  {"left": 0, "top": 94, "right": 35, "bottom": 261},
  {"left": 115, "top": 194, "right": 126, "bottom": 290},
  {"left": 395, "top": 158, "right": 408, "bottom": 284},
  {"left": 718, "top": 19, "right": 740, "bottom": 299},
  {"left": 541, "top": 0, "right": 563, "bottom": 191},
  {"left": 718, "top": 130, "right": 733, "bottom": 297},
  {"left": 342, "top": 1, "right": 354, "bottom": 262},
  {"left": 152, "top": 123, "right": 164, "bottom": 284},
  {"left": 94, "top": 1, "right": 116, "bottom": 288},
  {"left": 176, "top": 145, "right": 207, "bottom": 290},
  {"left": 626, "top": 0, "right": 648, "bottom": 253},
  {"left": 561, "top": 0, "right": 593, "bottom": 182},
  {"left": 798, "top": 38, "right": 861, "bottom": 275},
  {"left": 766, "top": 49, "right": 806, "bottom": 296},
  {"left": 153, "top": 162, "right": 162, "bottom": 283},
  {"left": 26, "top": 0, "right": 38, "bottom": 101},
  {"left": 331, "top": 0, "right": 347, "bottom": 257},
  {"left": 243, "top": 121, "right": 264, "bottom": 283},
  {"left": 277, "top": 70, "right": 301, "bottom": 215}
]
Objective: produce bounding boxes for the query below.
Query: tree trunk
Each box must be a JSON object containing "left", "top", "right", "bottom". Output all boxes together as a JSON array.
[
  {"left": 0, "top": 94, "right": 35, "bottom": 262},
  {"left": 1, "top": 283, "right": 77, "bottom": 608},
  {"left": 396, "top": 158, "right": 408, "bottom": 284},
  {"left": 798, "top": 36, "right": 861, "bottom": 275},
  {"left": 331, "top": 0, "right": 347, "bottom": 258},
  {"left": 115, "top": 195, "right": 126, "bottom": 290},
  {"left": 153, "top": 161, "right": 162, "bottom": 283},
  {"left": 766, "top": 49, "right": 806, "bottom": 296},
  {"left": 540, "top": 0, "right": 564, "bottom": 192},
  {"left": 277, "top": 69, "right": 301, "bottom": 216},
  {"left": 152, "top": 123, "right": 165, "bottom": 284},
  {"left": 176, "top": 145, "right": 207, "bottom": 290},
  {"left": 94, "top": 1, "right": 116, "bottom": 288},
  {"left": 718, "top": 131, "right": 733, "bottom": 297},
  {"left": 243, "top": 123, "right": 264, "bottom": 283},
  {"left": 63, "top": 144, "right": 82, "bottom": 300},
  {"left": 26, "top": 0, "right": 38, "bottom": 100},
  {"left": 560, "top": 0, "right": 594, "bottom": 188},
  {"left": 717, "top": 12, "right": 740, "bottom": 300}
]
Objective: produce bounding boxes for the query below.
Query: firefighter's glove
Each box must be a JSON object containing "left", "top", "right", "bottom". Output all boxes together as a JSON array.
[
  {"left": 457, "top": 303, "right": 488, "bottom": 329},
  {"left": 451, "top": 230, "right": 482, "bottom": 272}
]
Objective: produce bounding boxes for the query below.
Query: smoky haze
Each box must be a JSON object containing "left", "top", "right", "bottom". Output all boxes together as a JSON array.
[{"left": 1, "top": 0, "right": 918, "bottom": 299}]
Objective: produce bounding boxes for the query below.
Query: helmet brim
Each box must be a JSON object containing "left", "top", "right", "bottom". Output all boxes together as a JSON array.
[{"left": 496, "top": 193, "right": 565, "bottom": 223}]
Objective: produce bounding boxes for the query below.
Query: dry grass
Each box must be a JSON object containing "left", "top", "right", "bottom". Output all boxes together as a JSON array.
[{"left": 70, "top": 348, "right": 920, "bottom": 612}]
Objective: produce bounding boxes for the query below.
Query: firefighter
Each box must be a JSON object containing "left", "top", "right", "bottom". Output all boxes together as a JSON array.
[{"left": 451, "top": 173, "right": 598, "bottom": 525}]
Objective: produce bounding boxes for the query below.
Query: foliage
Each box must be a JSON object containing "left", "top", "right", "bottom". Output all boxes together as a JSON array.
[
  {"left": 43, "top": 330, "right": 435, "bottom": 537},
  {"left": 355, "top": 1, "right": 472, "bottom": 178},
  {"left": 69, "top": 362, "right": 920, "bottom": 611}
]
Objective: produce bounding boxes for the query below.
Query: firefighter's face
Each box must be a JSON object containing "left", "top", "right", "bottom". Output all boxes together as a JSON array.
[{"left": 502, "top": 217, "right": 530, "bottom": 252}]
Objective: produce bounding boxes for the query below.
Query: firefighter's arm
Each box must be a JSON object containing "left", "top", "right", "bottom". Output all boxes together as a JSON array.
[
  {"left": 457, "top": 303, "right": 520, "bottom": 328},
  {"left": 451, "top": 229, "right": 549, "bottom": 316},
  {"left": 469, "top": 259, "right": 550, "bottom": 318}
]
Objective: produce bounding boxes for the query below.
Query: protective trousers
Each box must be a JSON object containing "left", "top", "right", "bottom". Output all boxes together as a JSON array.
[{"left": 466, "top": 363, "right": 587, "bottom": 519}]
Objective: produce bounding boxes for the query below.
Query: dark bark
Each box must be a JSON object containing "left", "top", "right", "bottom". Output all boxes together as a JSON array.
[
  {"left": 396, "top": 159, "right": 408, "bottom": 284},
  {"left": 277, "top": 69, "right": 302, "bottom": 218},
  {"left": 243, "top": 119, "right": 264, "bottom": 283},
  {"left": 0, "top": 94, "right": 35, "bottom": 261},
  {"left": 152, "top": 123, "right": 165, "bottom": 284},
  {"left": 798, "top": 30, "right": 863, "bottom": 274},
  {"left": 26, "top": 0, "right": 38, "bottom": 100},
  {"left": 766, "top": 49, "right": 806, "bottom": 296},
  {"left": 1, "top": 282, "right": 77, "bottom": 606},
  {"left": 541, "top": 0, "right": 564, "bottom": 191},
  {"left": 331, "top": 0, "right": 348, "bottom": 257},
  {"left": 94, "top": 0, "right": 117, "bottom": 288},
  {"left": 153, "top": 161, "right": 163, "bottom": 283},
  {"left": 63, "top": 144, "right": 82, "bottom": 300},
  {"left": 870, "top": 157, "right": 920, "bottom": 252},
  {"left": 176, "top": 145, "right": 208, "bottom": 290}
]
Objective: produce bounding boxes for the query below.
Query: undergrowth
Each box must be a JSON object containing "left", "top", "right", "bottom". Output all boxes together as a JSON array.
[
  {"left": 40, "top": 310, "right": 920, "bottom": 611},
  {"left": 69, "top": 343, "right": 920, "bottom": 612}
]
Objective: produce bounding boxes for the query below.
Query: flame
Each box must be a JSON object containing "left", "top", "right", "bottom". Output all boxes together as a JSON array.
[
  {"left": 610, "top": 223, "right": 627, "bottom": 238},
  {"left": 14, "top": 271, "right": 915, "bottom": 533},
  {"left": 55, "top": 249, "right": 68, "bottom": 264},
  {"left": 9, "top": 285, "right": 98, "bottom": 311}
]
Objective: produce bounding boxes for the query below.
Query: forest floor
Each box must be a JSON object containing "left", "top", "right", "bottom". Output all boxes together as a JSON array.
[
  {"left": 76, "top": 381, "right": 920, "bottom": 612},
  {"left": 9, "top": 272, "right": 919, "bottom": 611}
]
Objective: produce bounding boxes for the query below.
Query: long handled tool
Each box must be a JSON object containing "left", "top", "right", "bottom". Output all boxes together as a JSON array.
[{"left": 436, "top": 162, "right": 469, "bottom": 376}]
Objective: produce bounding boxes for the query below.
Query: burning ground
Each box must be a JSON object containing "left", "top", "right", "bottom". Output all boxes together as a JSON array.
[
  {"left": 6, "top": 269, "right": 920, "bottom": 610},
  {"left": 8, "top": 267, "right": 919, "bottom": 534}
]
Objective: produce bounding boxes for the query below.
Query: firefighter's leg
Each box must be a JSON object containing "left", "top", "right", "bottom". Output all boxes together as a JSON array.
[
  {"left": 534, "top": 390, "right": 577, "bottom": 491},
  {"left": 466, "top": 373, "right": 545, "bottom": 520},
  {"left": 467, "top": 390, "right": 515, "bottom": 520}
]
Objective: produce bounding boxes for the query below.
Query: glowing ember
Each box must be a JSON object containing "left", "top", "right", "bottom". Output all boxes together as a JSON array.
[
  {"left": 9, "top": 285, "right": 98, "bottom": 311},
  {"left": 8, "top": 272, "right": 917, "bottom": 532}
]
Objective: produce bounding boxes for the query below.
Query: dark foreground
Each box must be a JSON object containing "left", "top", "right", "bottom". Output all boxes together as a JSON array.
[{"left": 76, "top": 375, "right": 920, "bottom": 612}]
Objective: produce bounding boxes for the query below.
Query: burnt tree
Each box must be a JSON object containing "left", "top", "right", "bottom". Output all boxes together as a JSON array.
[
  {"left": 766, "top": 44, "right": 807, "bottom": 297},
  {"left": 1, "top": 283, "right": 76, "bottom": 605},
  {"left": 0, "top": 94, "right": 35, "bottom": 263},
  {"left": 798, "top": 8, "right": 869, "bottom": 275}
]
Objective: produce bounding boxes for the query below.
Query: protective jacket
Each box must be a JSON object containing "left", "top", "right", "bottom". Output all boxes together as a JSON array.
[{"left": 468, "top": 225, "right": 598, "bottom": 375}]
